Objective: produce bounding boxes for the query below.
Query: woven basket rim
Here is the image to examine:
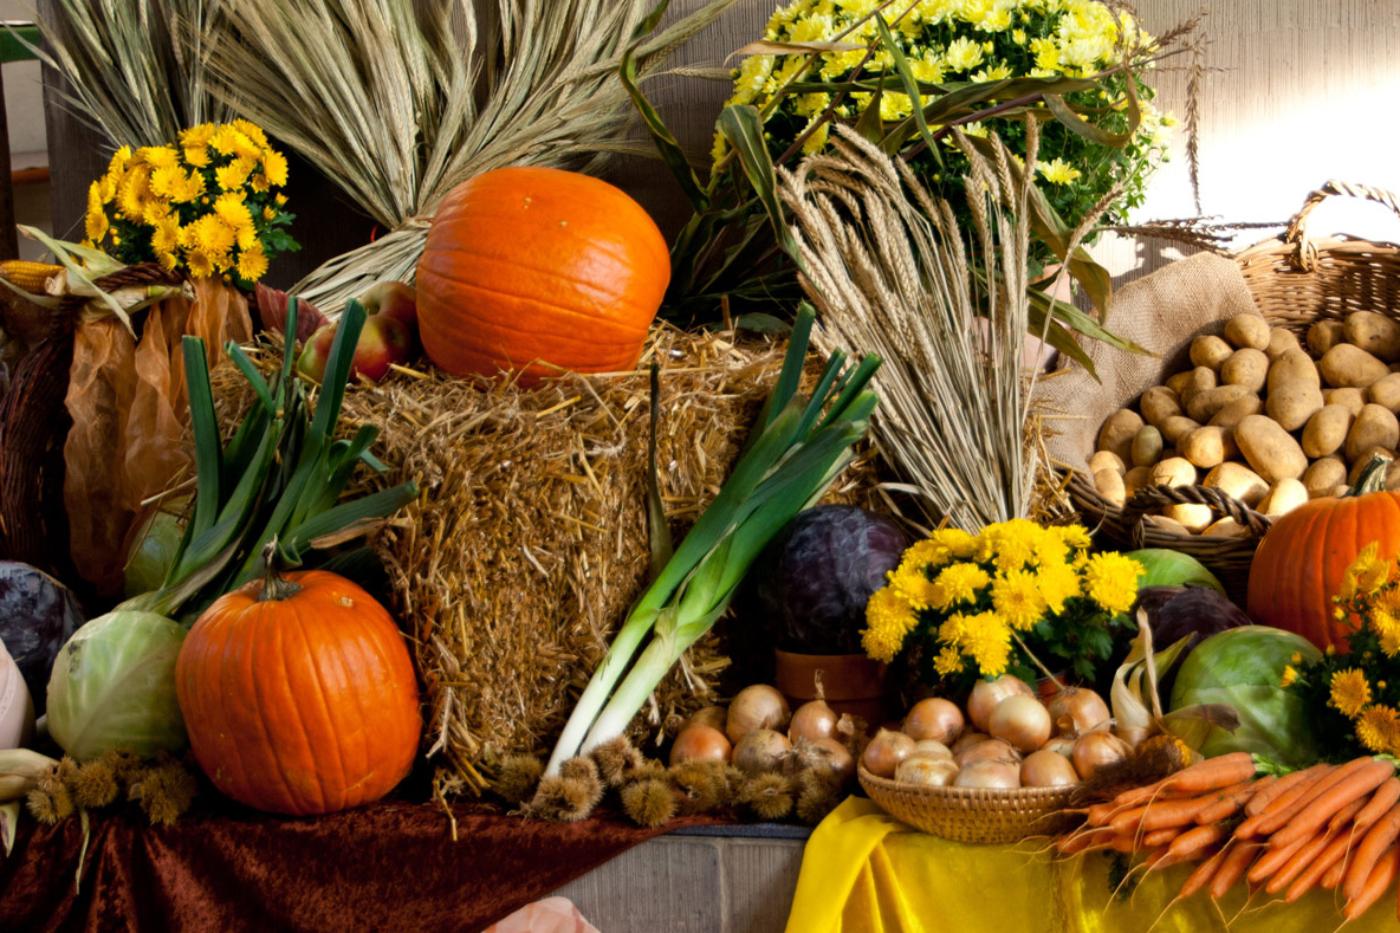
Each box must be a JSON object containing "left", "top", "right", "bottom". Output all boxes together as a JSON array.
[{"left": 857, "top": 764, "right": 1076, "bottom": 804}]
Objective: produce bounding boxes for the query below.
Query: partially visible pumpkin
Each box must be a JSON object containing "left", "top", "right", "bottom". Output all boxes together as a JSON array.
[
  {"left": 1247, "top": 459, "right": 1400, "bottom": 649},
  {"left": 415, "top": 166, "right": 669, "bottom": 381},
  {"left": 176, "top": 569, "right": 421, "bottom": 816}
]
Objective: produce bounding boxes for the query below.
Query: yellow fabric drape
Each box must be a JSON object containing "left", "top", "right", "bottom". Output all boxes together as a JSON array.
[{"left": 787, "top": 798, "right": 1395, "bottom": 933}]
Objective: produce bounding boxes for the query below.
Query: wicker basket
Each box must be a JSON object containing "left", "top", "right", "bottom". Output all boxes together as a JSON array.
[
  {"left": 1069, "top": 180, "right": 1400, "bottom": 590},
  {"left": 858, "top": 766, "right": 1077, "bottom": 843}
]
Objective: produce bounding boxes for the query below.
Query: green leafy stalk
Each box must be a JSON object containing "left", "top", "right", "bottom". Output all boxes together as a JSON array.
[{"left": 544, "top": 306, "right": 879, "bottom": 773}]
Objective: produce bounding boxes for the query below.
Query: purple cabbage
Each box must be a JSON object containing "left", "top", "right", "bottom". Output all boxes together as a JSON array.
[{"left": 0, "top": 562, "right": 84, "bottom": 713}]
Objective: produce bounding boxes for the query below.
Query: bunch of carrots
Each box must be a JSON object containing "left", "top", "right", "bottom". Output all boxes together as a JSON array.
[{"left": 1056, "top": 751, "right": 1400, "bottom": 921}]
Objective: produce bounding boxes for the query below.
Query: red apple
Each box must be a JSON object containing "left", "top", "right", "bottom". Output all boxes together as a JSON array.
[
  {"left": 360, "top": 281, "right": 417, "bottom": 332},
  {"left": 296, "top": 324, "right": 337, "bottom": 383},
  {"left": 296, "top": 316, "right": 410, "bottom": 384}
]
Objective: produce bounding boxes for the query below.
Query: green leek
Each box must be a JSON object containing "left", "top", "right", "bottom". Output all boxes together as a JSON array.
[{"left": 545, "top": 305, "right": 879, "bottom": 773}]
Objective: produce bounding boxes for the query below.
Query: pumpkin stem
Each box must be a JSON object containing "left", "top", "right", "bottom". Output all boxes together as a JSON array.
[
  {"left": 258, "top": 538, "right": 301, "bottom": 602},
  {"left": 1348, "top": 455, "right": 1391, "bottom": 497}
]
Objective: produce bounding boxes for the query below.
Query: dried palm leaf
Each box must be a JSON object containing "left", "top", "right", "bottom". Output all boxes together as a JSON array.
[
  {"left": 206, "top": 0, "right": 737, "bottom": 313},
  {"left": 779, "top": 124, "right": 1055, "bottom": 529}
]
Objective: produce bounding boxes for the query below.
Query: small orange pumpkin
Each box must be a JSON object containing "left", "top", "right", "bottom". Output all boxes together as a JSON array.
[
  {"left": 176, "top": 568, "right": 421, "bottom": 815},
  {"left": 1247, "top": 459, "right": 1400, "bottom": 649},
  {"left": 415, "top": 166, "right": 670, "bottom": 381}
]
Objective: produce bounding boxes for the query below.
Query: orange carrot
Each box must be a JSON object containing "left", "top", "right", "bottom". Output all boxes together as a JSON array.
[
  {"left": 1194, "top": 780, "right": 1258, "bottom": 824},
  {"left": 1058, "top": 827, "right": 1120, "bottom": 855},
  {"left": 1255, "top": 759, "right": 1370, "bottom": 838},
  {"left": 1287, "top": 831, "right": 1353, "bottom": 902},
  {"left": 1248, "top": 834, "right": 1311, "bottom": 885},
  {"left": 1349, "top": 776, "right": 1400, "bottom": 835},
  {"left": 1113, "top": 752, "right": 1257, "bottom": 808},
  {"left": 1209, "top": 841, "right": 1261, "bottom": 899},
  {"left": 1266, "top": 820, "right": 1348, "bottom": 894},
  {"left": 1086, "top": 801, "right": 1120, "bottom": 826},
  {"left": 1109, "top": 833, "right": 1142, "bottom": 854},
  {"left": 1344, "top": 844, "right": 1399, "bottom": 921},
  {"left": 1142, "top": 827, "right": 1181, "bottom": 849},
  {"left": 1180, "top": 846, "right": 1229, "bottom": 901},
  {"left": 1246, "top": 765, "right": 1323, "bottom": 817},
  {"left": 1269, "top": 759, "right": 1394, "bottom": 847},
  {"left": 1237, "top": 765, "right": 1336, "bottom": 837},
  {"left": 1155, "top": 823, "right": 1226, "bottom": 869},
  {"left": 1110, "top": 795, "right": 1210, "bottom": 836},
  {"left": 1344, "top": 801, "right": 1400, "bottom": 902}
]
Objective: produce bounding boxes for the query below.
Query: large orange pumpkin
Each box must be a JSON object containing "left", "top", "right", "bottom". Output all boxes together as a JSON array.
[
  {"left": 1247, "top": 462, "right": 1400, "bottom": 649},
  {"left": 175, "top": 569, "right": 421, "bottom": 815},
  {"left": 415, "top": 166, "right": 670, "bottom": 381}
]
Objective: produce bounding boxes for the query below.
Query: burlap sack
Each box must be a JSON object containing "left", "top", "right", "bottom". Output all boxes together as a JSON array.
[{"left": 1035, "top": 253, "right": 1261, "bottom": 473}]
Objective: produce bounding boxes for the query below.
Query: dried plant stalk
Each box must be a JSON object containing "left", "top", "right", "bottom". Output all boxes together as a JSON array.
[{"left": 779, "top": 125, "right": 1045, "bottom": 530}]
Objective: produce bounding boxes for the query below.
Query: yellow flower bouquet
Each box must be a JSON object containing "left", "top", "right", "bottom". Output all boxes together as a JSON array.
[
  {"left": 1284, "top": 544, "right": 1400, "bottom": 758},
  {"left": 863, "top": 520, "right": 1141, "bottom": 691},
  {"left": 84, "top": 120, "right": 298, "bottom": 288}
]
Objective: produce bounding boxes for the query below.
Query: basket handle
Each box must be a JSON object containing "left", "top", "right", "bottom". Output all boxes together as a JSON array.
[
  {"left": 1120, "top": 484, "right": 1273, "bottom": 547},
  {"left": 1284, "top": 180, "right": 1400, "bottom": 271}
]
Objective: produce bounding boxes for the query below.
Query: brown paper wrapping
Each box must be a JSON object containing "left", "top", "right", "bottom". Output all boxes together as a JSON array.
[{"left": 63, "top": 278, "right": 252, "bottom": 594}]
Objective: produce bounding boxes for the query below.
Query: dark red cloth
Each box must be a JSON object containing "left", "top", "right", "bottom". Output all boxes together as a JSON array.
[{"left": 0, "top": 802, "right": 712, "bottom": 932}]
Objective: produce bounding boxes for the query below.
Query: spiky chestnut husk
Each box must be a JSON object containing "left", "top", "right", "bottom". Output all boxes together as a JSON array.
[
  {"left": 795, "top": 770, "right": 842, "bottom": 825},
  {"left": 128, "top": 757, "right": 197, "bottom": 826},
  {"left": 740, "top": 773, "right": 794, "bottom": 821},
  {"left": 622, "top": 758, "right": 667, "bottom": 785},
  {"left": 495, "top": 754, "right": 546, "bottom": 804},
  {"left": 69, "top": 758, "right": 120, "bottom": 808},
  {"left": 26, "top": 768, "right": 72, "bottom": 824},
  {"left": 668, "top": 760, "right": 729, "bottom": 814},
  {"left": 621, "top": 778, "right": 676, "bottom": 828},
  {"left": 560, "top": 756, "right": 600, "bottom": 784},
  {"left": 590, "top": 736, "right": 643, "bottom": 788}
]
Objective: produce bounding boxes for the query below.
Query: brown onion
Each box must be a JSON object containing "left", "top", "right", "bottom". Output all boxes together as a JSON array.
[
  {"left": 1039, "top": 735, "right": 1077, "bottom": 759},
  {"left": 687, "top": 705, "right": 728, "bottom": 732},
  {"left": 968, "top": 675, "right": 1033, "bottom": 733},
  {"left": 1071, "top": 731, "right": 1130, "bottom": 780},
  {"left": 895, "top": 756, "right": 959, "bottom": 787},
  {"left": 861, "top": 728, "right": 915, "bottom": 778},
  {"left": 802, "top": 737, "right": 856, "bottom": 785},
  {"left": 955, "top": 737, "right": 1020, "bottom": 768},
  {"left": 1020, "top": 749, "right": 1080, "bottom": 787},
  {"left": 669, "top": 724, "right": 731, "bottom": 766},
  {"left": 988, "top": 694, "right": 1053, "bottom": 753},
  {"left": 726, "top": 685, "right": 791, "bottom": 744},
  {"left": 903, "top": 698, "right": 964, "bottom": 745},
  {"left": 1046, "top": 687, "right": 1111, "bottom": 737},
  {"left": 954, "top": 760, "right": 1020, "bottom": 789},
  {"left": 911, "top": 740, "right": 953, "bottom": 760},
  {"left": 789, "top": 698, "right": 839, "bottom": 743},
  {"left": 950, "top": 731, "right": 991, "bottom": 755},
  {"left": 733, "top": 728, "right": 792, "bottom": 774}
]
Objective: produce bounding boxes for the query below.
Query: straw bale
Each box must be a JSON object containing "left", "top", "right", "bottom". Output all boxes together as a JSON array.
[{"left": 213, "top": 325, "right": 880, "bottom": 795}]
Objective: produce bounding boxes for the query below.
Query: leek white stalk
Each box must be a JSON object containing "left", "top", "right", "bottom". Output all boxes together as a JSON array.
[{"left": 544, "top": 306, "right": 879, "bottom": 774}]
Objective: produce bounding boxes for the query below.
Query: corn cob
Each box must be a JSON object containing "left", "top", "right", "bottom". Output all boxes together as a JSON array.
[{"left": 0, "top": 260, "right": 61, "bottom": 292}]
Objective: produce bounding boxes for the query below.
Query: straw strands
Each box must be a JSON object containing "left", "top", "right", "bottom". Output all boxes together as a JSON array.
[{"left": 779, "top": 125, "right": 1046, "bottom": 530}]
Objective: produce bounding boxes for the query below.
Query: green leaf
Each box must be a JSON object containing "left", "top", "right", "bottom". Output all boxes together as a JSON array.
[
  {"left": 225, "top": 342, "right": 275, "bottom": 414},
  {"left": 310, "top": 300, "right": 366, "bottom": 442},
  {"left": 717, "top": 105, "right": 800, "bottom": 265},
  {"left": 874, "top": 18, "right": 940, "bottom": 162},
  {"left": 1043, "top": 92, "right": 1137, "bottom": 148},
  {"left": 273, "top": 482, "right": 419, "bottom": 573},
  {"left": 181, "top": 337, "right": 221, "bottom": 540},
  {"left": 854, "top": 75, "right": 886, "bottom": 146}
]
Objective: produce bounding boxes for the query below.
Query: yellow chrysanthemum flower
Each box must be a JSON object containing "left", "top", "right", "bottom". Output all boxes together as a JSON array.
[
  {"left": 214, "top": 194, "right": 257, "bottom": 248},
  {"left": 862, "top": 586, "right": 919, "bottom": 662},
  {"left": 1029, "top": 36, "right": 1060, "bottom": 72},
  {"left": 801, "top": 121, "right": 831, "bottom": 156},
  {"left": 186, "top": 248, "right": 216, "bottom": 279},
  {"left": 232, "top": 118, "right": 270, "bottom": 149},
  {"left": 931, "top": 561, "right": 991, "bottom": 610},
  {"left": 933, "top": 645, "right": 965, "bottom": 676},
  {"left": 1036, "top": 561, "right": 1081, "bottom": 614},
  {"left": 215, "top": 159, "right": 254, "bottom": 192},
  {"left": 1051, "top": 525, "right": 1093, "bottom": 551},
  {"left": 191, "top": 214, "right": 236, "bottom": 257},
  {"left": 961, "top": 612, "right": 1012, "bottom": 677},
  {"left": 261, "top": 149, "right": 289, "bottom": 187},
  {"left": 274, "top": 193, "right": 288, "bottom": 206},
  {"left": 944, "top": 36, "right": 985, "bottom": 72},
  {"left": 1082, "top": 552, "right": 1140, "bottom": 614},
  {"left": 179, "top": 123, "right": 216, "bottom": 150},
  {"left": 150, "top": 218, "right": 180, "bottom": 257},
  {"left": 938, "top": 614, "right": 967, "bottom": 646},
  {"left": 170, "top": 169, "right": 206, "bottom": 205},
  {"left": 236, "top": 244, "right": 269, "bottom": 283},
  {"left": 991, "top": 569, "right": 1047, "bottom": 631},
  {"left": 976, "top": 519, "right": 1045, "bottom": 571},
  {"left": 149, "top": 165, "right": 183, "bottom": 199},
  {"left": 210, "top": 124, "right": 245, "bottom": 156},
  {"left": 1280, "top": 665, "right": 1299, "bottom": 688},
  {"left": 1355, "top": 704, "right": 1400, "bottom": 755},
  {"left": 890, "top": 563, "right": 939, "bottom": 610},
  {"left": 84, "top": 205, "right": 109, "bottom": 243},
  {"left": 1039, "top": 158, "right": 1083, "bottom": 185},
  {"left": 1330, "top": 668, "right": 1373, "bottom": 717},
  {"left": 117, "top": 166, "right": 153, "bottom": 221},
  {"left": 183, "top": 146, "right": 211, "bottom": 168},
  {"left": 138, "top": 145, "right": 179, "bottom": 170},
  {"left": 1340, "top": 542, "right": 1389, "bottom": 600},
  {"left": 263, "top": 205, "right": 278, "bottom": 221}
]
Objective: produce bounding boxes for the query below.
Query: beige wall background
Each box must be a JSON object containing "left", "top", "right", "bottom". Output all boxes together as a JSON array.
[{"left": 638, "top": 0, "right": 1400, "bottom": 284}]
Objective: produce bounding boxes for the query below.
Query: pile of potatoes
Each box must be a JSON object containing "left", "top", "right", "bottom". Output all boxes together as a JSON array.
[{"left": 1090, "top": 310, "right": 1400, "bottom": 536}]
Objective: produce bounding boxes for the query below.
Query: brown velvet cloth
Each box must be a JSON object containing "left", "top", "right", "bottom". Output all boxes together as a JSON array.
[{"left": 0, "top": 802, "right": 712, "bottom": 932}]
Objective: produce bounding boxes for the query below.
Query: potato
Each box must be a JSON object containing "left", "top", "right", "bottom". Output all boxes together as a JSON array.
[
  {"left": 1301, "top": 404, "right": 1353, "bottom": 458},
  {"left": 1302, "top": 457, "right": 1348, "bottom": 498},
  {"left": 1181, "top": 426, "right": 1237, "bottom": 469},
  {"left": 1348, "top": 446, "right": 1396, "bottom": 485},
  {"left": 1130, "top": 426, "right": 1163, "bottom": 467},
  {"left": 1224, "top": 314, "right": 1271, "bottom": 351},
  {"left": 1097, "top": 409, "right": 1144, "bottom": 462},
  {"left": 1208, "top": 395, "right": 1263, "bottom": 430},
  {"left": 1159, "top": 415, "right": 1202, "bottom": 446},
  {"left": 1388, "top": 461, "right": 1400, "bottom": 492},
  {"left": 1181, "top": 366, "right": 1217, "bottom": 402},
  {"left": 1124, "top": 466, "right": 1153, "bottom": 497},
  {"left": 1320, "top": 344, "right": 1389, "bottom": 388},
  {"left": 1325, "top": 387, "right": 1366, "bottom": 416},
  {"left": 1265, "top": 349, "right": 1325, "bottom": 430},
  {"left": 1088, "top": 450, "right": 1126, "bottom": 475},
  {"left": 1144, "top": 514, "right": 1190, "bottom": 535},
  {"left": 1165, "top": 370, "right": 1195, "bottom": 397},
  {"left": 1307, "top": 319, "right": 1346, "bottom": 356},
  {"left": 1139, "top": 386, "right": 1183, "bottom": 427},
  {"left": 1203, "top": 518, "right": 1250, "bottom": 538},
  {"left": 1266, "top": 327, "right": 1303, "bottom": 360},
  {"left": 1190, "top": 335, "right": 1234, "bottom": 371},
  {"left": 1258, "top": 478, "right": 1309, "bottom": 518},
  {"left": 1343, "top": 310, "right": 1400, "bottom": 362},
  {"left": 1186, "top": 385, "right": 1254, "bottom": 423},
  {"left": 1235, "top": 414, "right": 1308, "bottom": 482},
  {"left": 1093, "top": 468, "right": 1126, "bottom": 507},
  {"left": 1220, "top": 349, "right": 1269, "bottom": 391},
  {"left": 1368, "top": 373, "right": 1400, "bottom": 412},
  {"left": 1203, "top": 461, "right": 1269, "bottom": 506},
  {"left": 1164, "top": 503, "right": 1213, "bottom": 533},
  {"left": 1150, "top": 456, "right": 1197, "bottom": 488},
  {"left": 1345, "top": 404, "right": 1400, "bottom": 462}
]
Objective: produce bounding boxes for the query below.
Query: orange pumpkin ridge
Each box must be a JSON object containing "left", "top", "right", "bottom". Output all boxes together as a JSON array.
[
  {"left": 176, "top": 568, "right": 421, "bottom": 816},
  {"left": 416, "top": 165, "right": 670, "bottom": 382}
]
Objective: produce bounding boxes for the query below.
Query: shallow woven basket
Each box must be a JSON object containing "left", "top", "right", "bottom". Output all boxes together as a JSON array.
[
  {"left": 1070, "top": 180, "right": 1400, "bottom": 590},
  {"left": 858, "top": 765, "right": 1077, "bottom": 843}
]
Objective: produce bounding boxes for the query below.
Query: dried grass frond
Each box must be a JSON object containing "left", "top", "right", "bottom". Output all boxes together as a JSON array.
[
  {"left": 206, "top": 0, "right": 738, "bottom": 311},
  {"left": 779, "top": 125, "right": 1044, "bottom": 529},
  {"left": 28, "top": 0, "right": 231, "bottom": 147}
]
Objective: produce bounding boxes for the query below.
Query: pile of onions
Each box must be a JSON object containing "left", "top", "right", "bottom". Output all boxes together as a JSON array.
[{"left": 726, "top": 685, "right": 790, "bottom": 744}]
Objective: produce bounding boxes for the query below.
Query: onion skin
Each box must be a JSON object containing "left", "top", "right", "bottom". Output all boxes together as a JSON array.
[
  {"left": 911, "top": 740, "right": 953, "bottom": 760},
  {"left": 1071, "top": 731, "right": 1130, "bottom": 780},
  {"left": 1021, "top": 749, "right": 1080, "bottom": 787},
  {"left": 1039, "top": 735, "right": 1076, "bottom": 759},
  {"left": 861, "top": 728, "right": 915, "bottom": 778},
  {"left": 950, "top": 731, "right": 991, "bottom": 755},
  {"left": 726, "top": 685, "right": 791, "bottom": 744},
  {"left": 903, "top": 698, "right": 964, "bottom": 745},
  {"left": 895, "top": 756, "right": 959, "bottom": 787},
  {"left": 987, "top": 695, "right": 1052, "bottom": 752},
  {"left": 806, "top": 737, "right": 856, "bottom": 784},
  {"left": 733, "top": 728, "right": 792, "bottom": 775},
  {"left": 789, "top": 699, "right": 838, "bottom": 744},
  {"left": 955, "top": 738, "right": 1020, "bottom": 768},
  {"left": 1046, "top": 687, "right": 1111, "bottom": 737},
  {"left": 954, "top": 760, "right": 1020, "bottom": 789},
  {"left": 688, "top": 706, "right": 728, "bottom": 732},
  {"left": 669, "top": 724, "right": 731, "bottom": 766},
  {"left": 968, "top": 675, "right": 1033, "bottom": 733}
]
